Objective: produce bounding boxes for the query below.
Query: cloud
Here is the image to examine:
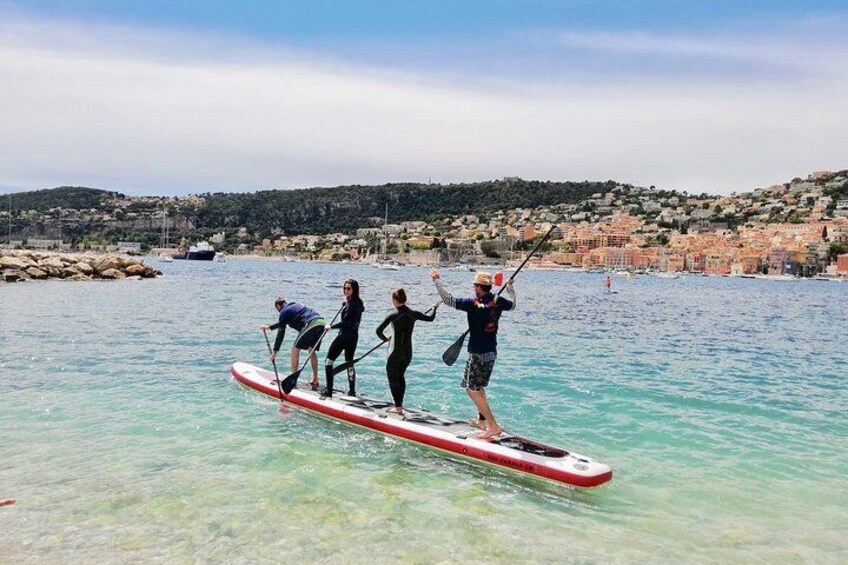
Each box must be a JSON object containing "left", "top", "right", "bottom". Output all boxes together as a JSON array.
[
  {"left": 0, "top": 12, "right": 846, "bottom": 196},
  {"left": 552, "top": 28, "right": 848, "bottom": 80}
]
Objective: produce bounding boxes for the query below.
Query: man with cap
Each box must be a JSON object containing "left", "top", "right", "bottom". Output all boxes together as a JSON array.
[{"left": 429, "top": 268, "right": 515, "bottom": 440}]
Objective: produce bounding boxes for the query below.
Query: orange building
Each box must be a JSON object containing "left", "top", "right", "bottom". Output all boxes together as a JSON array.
[{"left": 837, "top": 254, "right": 848, "bottom": 273}]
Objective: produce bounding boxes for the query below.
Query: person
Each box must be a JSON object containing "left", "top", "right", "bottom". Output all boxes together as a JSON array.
[
  {"left": 259, "top": 298, "right": 326, "bottom": 390},
  {"left": 322, "top": 279, "right": 365, "bottom": 398},
  {"left": 375, "top": 288, "right": 438, "bottom": 414},
  {"left": 605, "top": 275, "right": 612, "bottom": 293},
  {"left": 429, "top": 268, "right": 515, "bottom": 440}
]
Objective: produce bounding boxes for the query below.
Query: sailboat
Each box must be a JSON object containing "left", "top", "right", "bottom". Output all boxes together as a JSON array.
[
  {"left": 157, "top": 205, "right": 174, "bottom": 262},
  {"left": 376, "top": 204, "right": 400, "bottom": 270}
]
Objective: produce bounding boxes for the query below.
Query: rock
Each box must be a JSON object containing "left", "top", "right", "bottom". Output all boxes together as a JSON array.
[
  {"left": 124, "top": 264, "right": 147, "bottom": 276},
  {"left": 99, "top": 268, "right": 126, "bottom": 280},
  {"left": 2, "top": 269, "right": 22, "bottom": 282},
  {"left": 94, "top": 256, "right": 122, "bottom": 274},
  {"left": 38, "top": 257, "right": 65, "bottom": 269},
  {"left": 0, "top": 256, "right": 25, "bottom": 269},
  {"left": 2, "top": 252, "right": 158, "bottom": 282},
  {"left": 25, "top": 267, "right": 49, "bottom": 279},
  {"left": 38, "top": 257, "right": 66, "bottom": 276}
]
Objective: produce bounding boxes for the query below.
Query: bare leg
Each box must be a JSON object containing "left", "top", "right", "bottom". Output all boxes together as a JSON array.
[
  {"left": 310, "top": 351, "right": 319, "bottom": 385},
  {"left": 290, "top": 346, "right": 300, "bottom": 374},
  {"left": 467, "top": 388, "right": 502, "bottom": 439}
]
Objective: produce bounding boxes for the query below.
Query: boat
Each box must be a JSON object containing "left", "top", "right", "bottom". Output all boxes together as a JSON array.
[
  {"left": 173, "top": 241, "right": 216, "bottom": 261},
  {"left": 372, "top": 204, "right": 401, "bottom": 271},
  {"left": 230, "top": 361, "right": 613, "bottom": 488},
  {"left": 157, "top": 253, "right": 174, "bottom": 263}
]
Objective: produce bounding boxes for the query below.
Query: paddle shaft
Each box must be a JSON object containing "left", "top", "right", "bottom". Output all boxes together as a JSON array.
[
  {"left": 262, "top": 329, "right": 285, "bottom": 400},
  {"left": 331, "top": 305, "right": 437, "bottom": 376}
]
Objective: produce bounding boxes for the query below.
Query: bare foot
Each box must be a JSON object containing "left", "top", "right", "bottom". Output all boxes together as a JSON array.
[
  {"left": 387, "top": 407, "right": 404, "bottom": 414},
  {"left": 478, "top": 428, "right": 503, "bottom": 441},
  {"left": 469, "top": 418, "right": 486, "bottom": 431}
]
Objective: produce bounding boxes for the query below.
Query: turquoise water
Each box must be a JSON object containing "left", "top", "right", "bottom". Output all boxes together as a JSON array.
[{"left": 1, "top": 261, "right": 847, "bottom": 563}]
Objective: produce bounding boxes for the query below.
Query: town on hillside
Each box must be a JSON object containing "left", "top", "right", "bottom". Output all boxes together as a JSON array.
[{"left": 3, "top": 171, "right": 848, "bottom": 278}]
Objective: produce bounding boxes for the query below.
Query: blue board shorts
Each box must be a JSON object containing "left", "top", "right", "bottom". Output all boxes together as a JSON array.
[{"left": 294, "top": 319, "right": 326, "bottom": 351}]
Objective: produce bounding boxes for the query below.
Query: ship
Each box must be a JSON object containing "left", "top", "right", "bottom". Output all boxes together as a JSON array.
[{"left": 173, "top": 241, "right": 216, "bottom": 261}]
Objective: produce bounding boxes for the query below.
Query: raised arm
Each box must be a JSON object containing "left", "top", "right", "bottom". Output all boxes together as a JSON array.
[
  {"left": 414, "top": 304, "right": 438, "bottom": 322},
  {"left": 429, "top": 268, "right": 458, "bottom": 308}
]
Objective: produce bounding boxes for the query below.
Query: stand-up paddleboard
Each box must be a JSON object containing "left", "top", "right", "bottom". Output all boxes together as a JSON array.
[{"left": 231, "top": 362, "right": 612, "bottom": 488}]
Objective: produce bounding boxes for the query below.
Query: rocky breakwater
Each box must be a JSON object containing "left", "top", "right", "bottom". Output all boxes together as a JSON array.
[{"left": 0, "top": 250, "right": 161, "bottom": 283}]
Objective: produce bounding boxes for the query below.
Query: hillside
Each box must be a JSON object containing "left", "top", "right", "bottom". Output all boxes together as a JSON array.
[
  {"left": 8, "top": 186, "right": 123, "bottom": 213},
  {"left": 197, "top": 179, "right": 619, "bottom": 234}
]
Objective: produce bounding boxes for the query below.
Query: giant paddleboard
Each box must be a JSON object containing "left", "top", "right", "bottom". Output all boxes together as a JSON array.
[{"left": 231, "top": 362, "right": 612, "bottom": 488}]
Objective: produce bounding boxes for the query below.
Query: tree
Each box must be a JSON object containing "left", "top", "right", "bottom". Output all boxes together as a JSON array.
[
  {"left": 828, "top": 242, "right": 848, "bottom": 261},
  {"left": 480, "top": 241, "right": 500, "bottom": 258}
]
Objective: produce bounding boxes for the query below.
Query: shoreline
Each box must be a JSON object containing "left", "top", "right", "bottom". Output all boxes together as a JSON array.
[{"left": 167, "top": 253, "right": 848, "bottom": 279}]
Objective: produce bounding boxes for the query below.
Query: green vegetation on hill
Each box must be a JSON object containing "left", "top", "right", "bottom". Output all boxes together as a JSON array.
[
  {"left": 8, "top": 186, "right": 122, "bottom": 212},
  {"left": 198, "top": 179, "right": 617, "bottom": 235}
]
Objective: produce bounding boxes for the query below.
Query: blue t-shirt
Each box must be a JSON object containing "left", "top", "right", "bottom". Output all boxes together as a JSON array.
[
  {"left": 454, "top": 293, "right": 514, "bottom": 354},
  {"left": 270, "top": 302, "right": 322, "bottom": 351}
]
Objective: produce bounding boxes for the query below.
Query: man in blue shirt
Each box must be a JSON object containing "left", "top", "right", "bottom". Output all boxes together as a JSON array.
[
  {"left": 260, "top": 298, "right": 326, "bottom": 390},
  {"left": 430, "top": 269, "right": 515, "bottom": 440}
]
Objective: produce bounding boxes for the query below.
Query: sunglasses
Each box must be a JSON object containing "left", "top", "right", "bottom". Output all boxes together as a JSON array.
[{"left": 344, "top": 286, "right": 353, "bottom": 290}]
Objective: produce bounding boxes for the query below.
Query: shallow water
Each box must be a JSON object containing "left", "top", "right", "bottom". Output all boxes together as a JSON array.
[{"left": 2, "top": 261, "right": 847, "bottom": 563}]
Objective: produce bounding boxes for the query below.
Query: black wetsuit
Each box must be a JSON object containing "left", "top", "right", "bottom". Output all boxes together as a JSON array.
[
  {"left": 375, "top": 305, "right": 436, "bottom": 408},
  {"left": 324, "top": 299, "right": 364, "bottom": 396}
]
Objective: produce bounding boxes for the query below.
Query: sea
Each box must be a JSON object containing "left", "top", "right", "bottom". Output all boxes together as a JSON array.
[{"left": 1, "top": 260, "right": 846, "bottom": 564}]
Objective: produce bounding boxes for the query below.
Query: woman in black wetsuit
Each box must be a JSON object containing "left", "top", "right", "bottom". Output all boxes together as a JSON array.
[
  {"left": 323, "top": 279, "right": 364, "bottom": 398},
  {"left": 375, "top": 288, "right": 438, "bottom": 414}
]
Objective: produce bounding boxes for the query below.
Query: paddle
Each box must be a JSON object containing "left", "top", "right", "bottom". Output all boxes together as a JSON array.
[
  {"left": 441, "top": 226, "right": 556, "bottom": 366},
  {"left": 329, "top": 304, "right": 438, "bottom": 377},
  {"left": 330, "top": 340, "right": 387, "bottom": 376},
  {"left": 262, "top": 329, "right": 285, "bottom": 400},
  {"left": 280, "top": 304, "right": 344, "bottom": 394}
]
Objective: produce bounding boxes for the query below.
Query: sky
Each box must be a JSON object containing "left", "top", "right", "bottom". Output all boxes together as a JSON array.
[{"left": 1, "top": 1, "right": 847, "bottom": 196}]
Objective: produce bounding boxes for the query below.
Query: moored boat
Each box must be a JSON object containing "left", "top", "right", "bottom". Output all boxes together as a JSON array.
[{"left": 173, "top": 241, "right": 216, "bottom": 261}]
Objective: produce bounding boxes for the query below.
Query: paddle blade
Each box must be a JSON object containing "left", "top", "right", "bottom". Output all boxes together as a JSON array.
[
  {"left": 442, "top": 332, "right": 467, "bottom": 366},
  {"left": 494, "top": 272, "right": 503, "bottom": 286},
  {"left": 281, "top": 370, "right": 301, "bottom": 394}
]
